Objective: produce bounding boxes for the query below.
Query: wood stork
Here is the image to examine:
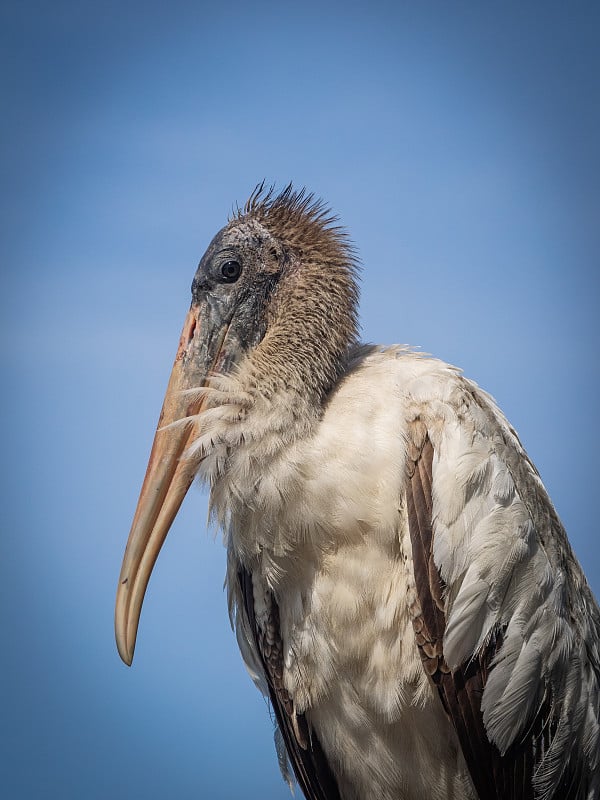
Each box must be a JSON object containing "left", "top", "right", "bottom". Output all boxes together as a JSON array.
[{"left": 115, "top": 185, "right": 600, "bottom": 800}]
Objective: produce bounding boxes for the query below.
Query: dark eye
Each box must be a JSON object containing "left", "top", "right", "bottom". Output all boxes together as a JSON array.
[{"left": 220, "top": 260, "right": 241, "bottom": 283}]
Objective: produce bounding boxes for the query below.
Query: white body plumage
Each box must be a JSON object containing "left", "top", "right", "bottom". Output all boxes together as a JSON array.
[{"left": 190, "top": 346, "right": 598, "bottom": 800}]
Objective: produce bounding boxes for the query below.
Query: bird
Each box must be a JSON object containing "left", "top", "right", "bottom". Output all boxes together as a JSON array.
[{"left": 115, "top": 184, "right": 600, "bottom": 800}]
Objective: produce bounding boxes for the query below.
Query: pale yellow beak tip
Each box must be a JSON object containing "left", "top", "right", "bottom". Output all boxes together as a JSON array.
[
  {"left": 117, "top": 643, "right": 134, "bottom": 667},
  {"left": 115, "top": 579, "right": 135, "bottom": 666}
]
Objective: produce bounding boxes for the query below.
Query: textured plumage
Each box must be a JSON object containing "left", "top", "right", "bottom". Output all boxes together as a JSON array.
[{"left": 116, "top": 185, "right": 600, "bottom": 800}]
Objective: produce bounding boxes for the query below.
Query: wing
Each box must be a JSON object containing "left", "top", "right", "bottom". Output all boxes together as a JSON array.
[
  {"left": 235, "top": 565, "right": 341, "bottom": 800},
  {"left": 405, "top": 381, "right": 600, "bottom": 800}
]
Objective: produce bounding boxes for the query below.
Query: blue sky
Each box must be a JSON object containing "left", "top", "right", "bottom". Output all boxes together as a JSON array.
[{"left": 2, "top": 2, "right": 598, "bottom": 798}]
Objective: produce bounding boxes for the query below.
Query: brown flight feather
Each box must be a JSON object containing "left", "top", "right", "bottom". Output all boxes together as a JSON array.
[
  {"left": 238, "top": 567, "right": 341, "bottom": 800},
  {"left": 405, "top": 427, "right": 582, "bottom": 800}
]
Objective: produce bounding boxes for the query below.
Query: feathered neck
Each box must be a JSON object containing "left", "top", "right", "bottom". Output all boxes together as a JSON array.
[{"left": 235, "top": 184, "right": 361, "bottom": 413}]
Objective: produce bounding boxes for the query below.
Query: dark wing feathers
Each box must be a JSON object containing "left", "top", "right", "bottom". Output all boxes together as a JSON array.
[
  {"left": 238, "top": 567, "right": 341, "bottom": 800},
  {"left": 405, "top": 433, "right": 581, "bottom": 800}
]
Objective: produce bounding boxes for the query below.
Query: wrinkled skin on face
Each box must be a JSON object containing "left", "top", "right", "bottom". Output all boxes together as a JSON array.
[{"left": 191, "top": 220, "right": 287, "bottom": 369}]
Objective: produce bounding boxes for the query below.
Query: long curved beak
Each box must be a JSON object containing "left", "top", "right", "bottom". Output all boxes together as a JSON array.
[{"left": 115, "top": 303, "right": 224, "bottom": 666}]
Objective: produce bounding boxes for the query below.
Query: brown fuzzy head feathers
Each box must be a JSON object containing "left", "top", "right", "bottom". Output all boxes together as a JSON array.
[{"left": 231, "top": 183, "right": 361, "bottom": 401}]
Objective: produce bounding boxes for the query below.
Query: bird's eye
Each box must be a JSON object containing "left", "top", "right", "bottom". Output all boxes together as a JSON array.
[{"left": 220, "top": 260, "right": 242, "bottom": 283}]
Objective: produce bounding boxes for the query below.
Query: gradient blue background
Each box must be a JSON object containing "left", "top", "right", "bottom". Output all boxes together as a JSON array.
[{"left": 2, "top": 2, "right": 598, "bottom": 798}]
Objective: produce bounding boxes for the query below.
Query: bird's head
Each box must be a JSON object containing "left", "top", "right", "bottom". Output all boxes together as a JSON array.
[{"left": 115, "top": 184, "right": 359, "bottom": 665}]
